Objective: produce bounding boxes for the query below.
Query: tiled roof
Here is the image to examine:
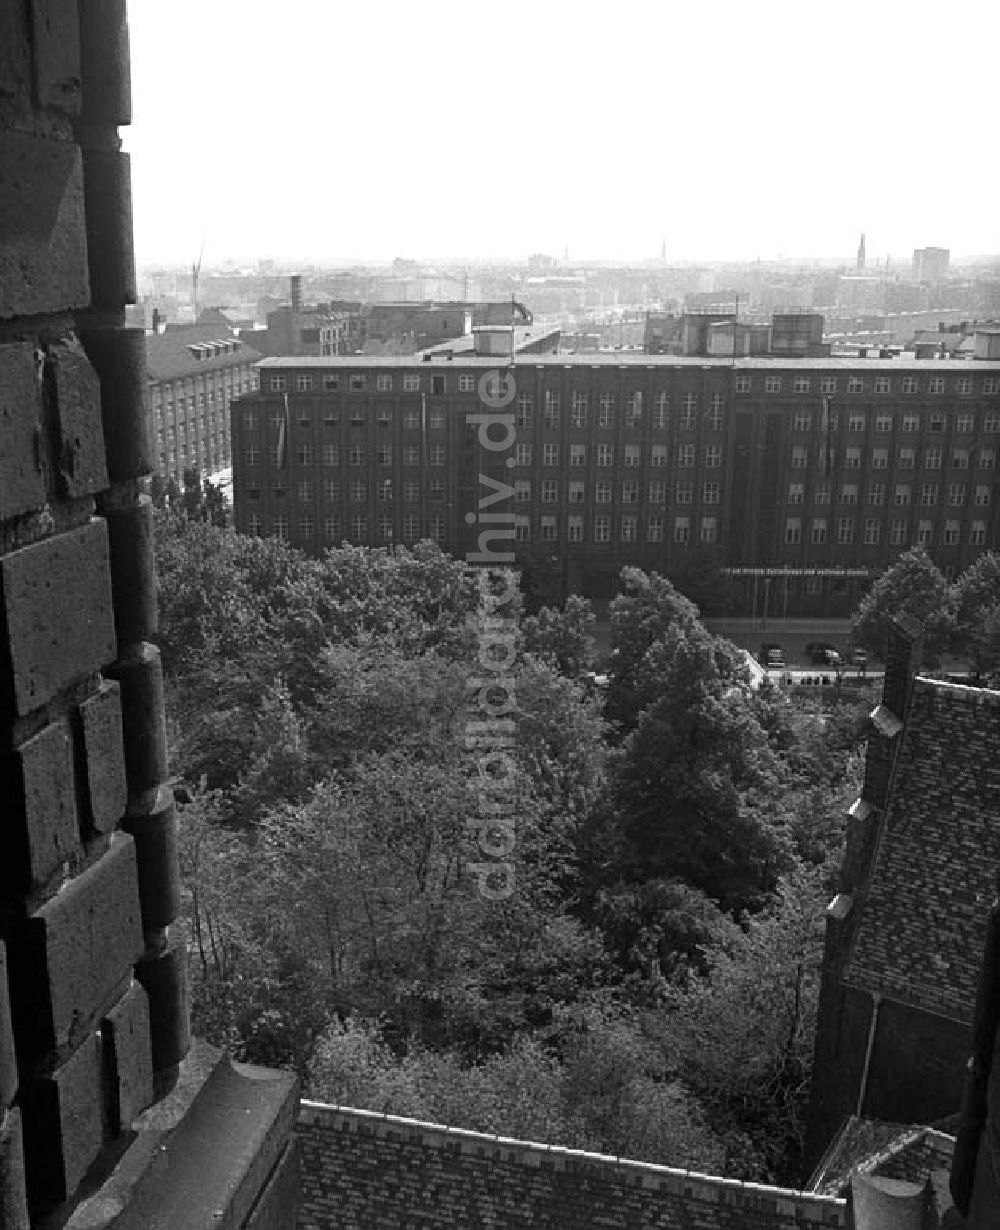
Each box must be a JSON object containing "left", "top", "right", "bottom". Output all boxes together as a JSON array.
[
  {"left": 254, "top": 352, "right": 1000, "bottom": 370},
  {"left": 844, "top": 678, "right": 1000, "bottom": 1021},
  {"left": 809, "top": 1115, "right": 954, "bottom": 1197},
  {"left": 146, "top": 324, "right": 262, "bottom": 382}
]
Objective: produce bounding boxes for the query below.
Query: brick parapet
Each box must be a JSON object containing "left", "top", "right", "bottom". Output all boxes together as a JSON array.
[{"left": 296, "top": 1101, "right": 848, "bottom": 1229}]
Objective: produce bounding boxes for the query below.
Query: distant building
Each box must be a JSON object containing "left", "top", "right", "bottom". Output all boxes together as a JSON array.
[
  {"left": 230, "top": 338, "right": 1000, "bottom": 615},
  {"left": 857, "top": 233, "right": 866, "bottom": 271},
  {"left": 146, "top": 324, "right": 261, "bottom": 484},
  {"left": 913, "top": 247, "right": 950, "bottom": 285}
]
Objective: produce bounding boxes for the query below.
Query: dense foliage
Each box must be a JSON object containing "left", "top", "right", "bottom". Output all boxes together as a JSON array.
[{"left": 156, "top": 511, "right": 880, "bottom": 1186}]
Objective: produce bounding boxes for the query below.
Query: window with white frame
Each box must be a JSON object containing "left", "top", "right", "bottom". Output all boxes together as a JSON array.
[
  {"left": 785, "top": 517, "right": 801, "bottom": 544},
  {"left": 568, "top": 480, "right": 584, "bottom": 503},
  {"left": 840, "top": 483, "right": 858, "bottom": 505},
  {"left": 845, "top": 447, "right": 861, "bottom": 469},
  {"left": 274, "top": 513, "right": 289, "bottom": 539},
  {"left": 894, "top": 484, "right": 912, "bottom": 506},
  {"left": 678, "top": 443, "right": 695, "bottom": 467},
  {"left": 821, "top": 377, "right": 837, "bottom": 394},
  {"left": 349, "top": 444, "right": 366, "bottom": 466},
  {"left": 429, "top": 444, "right": 446, "bottom": 466},
  {"left": 794, "top": 411, "right": 812, "bottom": 432},
  {"left": 901, "top": 376, "right": 919, "bottom": 395},
  {"left": 515, "top": 480, "right": 531, "bottom": 503},
  {"left": 541, "top": 516, "right": 558, "bottom": 543},
  {"left": 735, "top": 374, "right": 751, "bottom": 393},
  {"left": 791, "top": 446, "right": 808, "bottom": 469},
  {"left": 847, "top": 413, "right": 865, "bottom": 433},
  {"left": 270, "top": 375, "right": 286, "bottom": 392},
  {"left": 403, "top": 513, "right": 420, "bottom": 539},
  {"left": 928, "top": 376, "right": 945, "bottom": 395},
  {"left": 653, "top": 394, "right": 669, "bottom": 429},
  {"left": 622, "top": 480, "right": 638, "bottom": 504},
  {"left": 985, "top": 379, "right": 1000, "bottom": 396},
  {"left": 430, "top": 480, "right": 445, "bottom": 502},
  {"left": 543, "top": 443, "right": 559, "bottom": 466},
  {"left": 377, "top": 444, "right": 392, "bottom": 466},
  {"left": 458, "top": 374, "right": 475, "bottom": 392},
  {"left": 811, "top": 518, "right": 827, "bottom": 544},
  {"left": 403, "top": 480, "right": 419, "bottom": 502},
  {"left": 674, "top": 516, "right": 691, "bottom": 543},
  {"left": 598, "top": 394, "right": 615, "bottom": 427},
  {"left": 943, "top": 521, "right": 961, "bottom": 545},
  {"left": 837, "top": 517, "right": 854, "bottom": 544},
  {"left": 986, "top": 415, "right": 1000, "bottom": 433},
  {"left": 952, "top": 449, "right": 969, "bottom": 470},
  {"left": 971, "top": 521, "right": 987, "bottom": 545},
  {"left": 874, "top": 376, "right": 890, "bottom": 394},
  {"left": 925, "top": 447, "right": 942, "bottom": 470},
  {"left": 948, "top": 483, "right": 966, "bottom": 506},
  {"left": 403, "top": 445, "right": 419, "bottom": 466},
  {"left": 813, "top": 481, "right": 830, "bottom": 504},
  {"left": 624, "top": 445, "right": 641, "bottom": 468},
  {"left": 869, "top": 447, "right": 887, "bottom": 470},
  {"left": 244, "top": 445, "right": 260, "bottom": 466},
  {"left": 700, "top": 516, "right": 718, "bottom": 543},
  {"left": 429, "top": 409, "right": 445, "bottom": 430},
  {"left": 325, "top": 478, "right": 341, "bottom": 501},
  {"left": 378, "top": 478, "right": 393, "bottom": 501},
  {"left": 571, "top": 394, "right": 588, "bottom": 429},
  {"left": 920, "top": 483, "right": 938, "bottom": 506},
  {"left": 957, "top": 376, "right": 973, "bottom": 395},
  {"left": 403, "top": 375, "right": 420, "bottom": 392},
  {"left": 649, "top": 480, "right": 666, "bottom": 503},
  {"left": 975, "top": 485, "right": 992, "bottom": 507},
  {"left": 248, "top": 512, "right": 261, "bottom": 536},
  {"left": 430, "top": 514, "right": 445, "bottom": 543},
  {"left": 621, "top": 516, "right": 638, "bottom": 542},
  {"left": 708, "top": 393, "right": 724, "bottom": 429},
  {"left": 863, "top": 517, "right": 880, "bottom": 545},
  {"left": 297, "top": 479, "right": 313, "bottom": 503},
  {"left": 647, "top": 514, "right": 663, "bottom": 542},
  {"left": 542, "top": 479, "right": 558, "bottom": 502},
  {"left": 350, "top": 479, "right": 366, "bottom": 502},
  {"left": 376, "top": 373, "right": 392, "bottom": 392},
  {"left": 703, "top": 481, "right": 720, "bottom": 504},
  {"left": 917, "top": 520, "right": 933, "bottom": 545},
  {"left": 788, "top": 482, "right": 804, "bottom": 504},
  {"left": 675, "top": 481, "right": 693, "bottom": 504},
  {"left": 765, "top": 375, "right": 781, "bottom": 394},
  {"left": 705, "top": 445, "right": 722, "bottom": 468},
  {"left": 568, "top": 515, "right": 583, "bottom": 542},
  {"left": 866, "top": 482, "right": 885, "bottom": 506},
  {"left": 544, "top": 396, "right": 560, "bottom": 430},
  {"left": 349, "top": 374, "right": 368, "bottom": 393},
  {"left": 650, "top": 444, "right": 668, "bottom": 468},
  {"left": 324, "top": 514, "right": 342, "bottom": 541},
  {"left": 570, "top": 444, "right": 586, "bottom": 467},
  {"left": 889, "top": 519, "right": 907, "bottom": 545},
  {"left": 596, "top": 481, "right": 612, "bottom": 503},
  {"left": 957, "top": 414, "right": 975, "bottom": 434},
  {"left": 980, "top": 447, "right": 996, "bottom": 469},
  {"left": 625, "top": 392, "right": 643, "bottom": 428},
  {"left": 793, "top": 376, "right": 810, "bottom": 394},
  {"left": 515, "top": 443, "right": 532, "bottom": 466},
  {"left": 594, "top": 516, "right": 610, "bottom": 543},
  {"left": 597, "top": 443, "right": 613, "bottom": 467},
  {"left": 899, "top": 447, "right": 915, "bottom": 469},
  {"left": 847, "top": 377, "right": 864, "bottom": 394}
]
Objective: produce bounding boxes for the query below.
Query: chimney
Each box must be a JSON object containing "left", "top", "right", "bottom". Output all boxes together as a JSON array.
[
  {"left": 290, "top": 274, "right": 302, "bottom": 312},
  {"left": 850, "top": 1173, "right": 933, "bottom": 1229}
]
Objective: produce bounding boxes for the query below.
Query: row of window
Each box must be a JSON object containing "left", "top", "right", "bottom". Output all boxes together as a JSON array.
[
  {"left": 248, "top": 512, "right": 446, "bottom": 544},
  {"left": 268, "top": 371, "right": 1000, "bottom": 398},
  {"left": 792, "top": 410, "right": 1000, "bottom": 434},
  {"left": 784, "top": 517, "right": 989, "bottom": 547},
  {"left": 736, "top": 373, "right": 999, "bottom": 396},
  {"left": 249, "top": 479, "right": 447, "bottom": 503},
  {"left": 790, "top": 445, "right": 997, "bottom": 470},
  {"left": 789, "top": 481, "right": 992, "bottom": 508},
  {"left": 253, "top": 478, "right": 730, "bottom": 507},
  {"left": 245, "top": 443, "right": 448, "bottom": 467},
  {"left": 513, "top": 515, "right": 717, "bottom": 545}
]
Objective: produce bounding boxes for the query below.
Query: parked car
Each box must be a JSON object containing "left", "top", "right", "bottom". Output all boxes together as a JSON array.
[
  {"left": 806, "top": 642, "right": 841, "bottom": 666},
  {"left": 758, "top": 643, "right": 785, "bottom": 668}
]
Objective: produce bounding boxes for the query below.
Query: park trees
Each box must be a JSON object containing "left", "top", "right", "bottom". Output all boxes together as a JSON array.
[{"left": 851, "top": 546, "right": 955, "bottom": 665}]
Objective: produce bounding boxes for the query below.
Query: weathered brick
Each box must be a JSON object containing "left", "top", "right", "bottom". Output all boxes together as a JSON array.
[
  {"left": 22, "top": 1033, "right": 104, "bottom": 1209},
  {"left": 9, "top": 831, "right": 143, "bottom": 1059},
  {"left": 0, "top": 343, "right": 47, "bottom": 521},
  {"left": 79, "top": 0, "right": 131, "bottom": 126},
  {"left": 78, "top": 679, "right": 127, "bottom": 834},
  {"left": 135, "top": 934, "right": 189, "bottom": 1074},
  {"left": 124, "top": 786, "right": 179, "bottom": 933},
  {"left": 0, "top": 1107, "right": 30, "bottom": 1230},
  {"left": 0, "top": 132, "right": 90, "bottom": 320},
  {"left": 3, "top": 718, "right": 80, "bottom": 892},
  {"left": 104, "top": 493, "right": 157, "bottom": 643},
  {"left": 30, "top": 0, "right": 82, "bottom": 115},
  {"left": 102, "top": 980, "right": 152, "bottom": 1132},
  {"left": 78, "top": 328, "right": 150, "bottom": 481},
  {"left": 0, "top": 943, "right": 16, "bottom": 1109},
  {"left": 107, "top": 643, "right": 167, "bottom": 802},
  {"left": 82, "top": 148, "right": 135, "bottom": 310},
  {"left": 0, "top": 518, "right": 117, "bottom": 717},
  {"left": 48, "top": 340, "right": 108, "bottom": 499}
]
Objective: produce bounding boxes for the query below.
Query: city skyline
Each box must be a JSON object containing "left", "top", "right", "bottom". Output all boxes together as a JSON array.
[{"left": 124, "top": 0, "right": 999, "bottom": 269}]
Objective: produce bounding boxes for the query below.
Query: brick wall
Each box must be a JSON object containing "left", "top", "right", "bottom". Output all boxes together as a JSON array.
[
  {"left": 0, "top": 6, "right": 297, "bottom": 1225},
  {"left": 296, "top": 1102, "right": 847, "bottom": 1230}
]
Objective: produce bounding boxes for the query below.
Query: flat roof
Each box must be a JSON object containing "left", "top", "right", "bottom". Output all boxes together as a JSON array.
[{"left": 255, "top": 353, "right": 1000, "bottom": 371}]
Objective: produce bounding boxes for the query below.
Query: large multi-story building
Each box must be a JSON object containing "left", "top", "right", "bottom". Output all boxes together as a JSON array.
[
  {"left": 146, "top": 324, "right": 261, "bottom": 484},
  {"left": 231, "top": 339, "right": 1000, "bottom": 616}
]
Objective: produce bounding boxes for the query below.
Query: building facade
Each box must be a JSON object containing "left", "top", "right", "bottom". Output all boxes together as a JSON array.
[
  {"left": 231, "top": 351, "right": 1000, "bottom": 615},
  {"left": 146, "top": 324, "right": 261, "bottom": 484}
]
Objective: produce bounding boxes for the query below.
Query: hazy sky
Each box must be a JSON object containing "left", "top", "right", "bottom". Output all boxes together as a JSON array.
[{"left": 124, "top": 0, "right": 998, "bottom": 268}]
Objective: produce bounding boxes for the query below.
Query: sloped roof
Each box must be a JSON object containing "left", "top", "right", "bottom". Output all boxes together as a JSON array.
[
  {"left": 843, "top": 678, "right": 1000, "bottom": 1021},
  {"left": 146, "top": 324, "right": 262, "bottom": 382},
  {"left": 809, "top": 1115, "right": 954, "bottom": 1197}
]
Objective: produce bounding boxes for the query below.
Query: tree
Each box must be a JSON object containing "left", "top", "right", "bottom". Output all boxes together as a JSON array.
[
  {"left": 605, "top": 567, "right": 701, "bottom": 731},
  {"left": 851, "top": 546, "right": 955, "bottom": 665},
  {"left": 521, "top": 595, "right": 597, "bottom": 678},
  {"left": 953, "top": 552, "right": 1000, "bottom": 679}
]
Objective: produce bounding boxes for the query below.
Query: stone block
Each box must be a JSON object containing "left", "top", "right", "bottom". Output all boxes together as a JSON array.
[
  {"left": 124, "top": 786, "right": 179, "bottom": 933},
  {"left": 135, "top": 934, "right": 189, "bottom": 1074},
  {"left": 9, "top": 831, "right": 143, "bottom": 1059},
  {"left": 0, "top": 1107, "right": 30, "bottom": 1230},
  {"left": 0, "top": 4, "right": 32, "bottom": 109},
  {"left": 0, "top": 343, "right": 47, "bottom": 521},
  {"left": 107, "top": 643, "right": 167, "bottom": 802},
  {"left": 78, "top": 328, "right": 150, "bottom": 481},
  {"left": 48, "top": 340, "right": 108, "bottom": 499},
  {"left": 82, "top": 148, "right": 135, "bottom": 310},
  {"left": 3, "top": 718, "right": 80, "bottom": 892},
  {"left": 104, "top": 494, "right": 157, "bottom": 643},
  {"left": 78, "top": 680, "right": 127, "bottom": 834},
  {"left": 102, "top": 980, "right": 152, "bottom": 1133},
  {"left": 0, "top": 943, "right": 16, "bottom": 1109},
  {"left": 79, "top": 0, "right": 131, "bottom": 126},
  {"left": 30, "top": 0, "right": 82, "bottom": 115},
  {"left": 0, "top": 518, "right": 117, "bottom": 717},
  {"left": 0, "top": 132, "right": 90, "bottom": 320},
  {"left": 22, "top": 1033, "right": 104, "bottom": 1209},
  {"left": 244, "top": 1140, "right": 299, "bottom": 1230}
]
